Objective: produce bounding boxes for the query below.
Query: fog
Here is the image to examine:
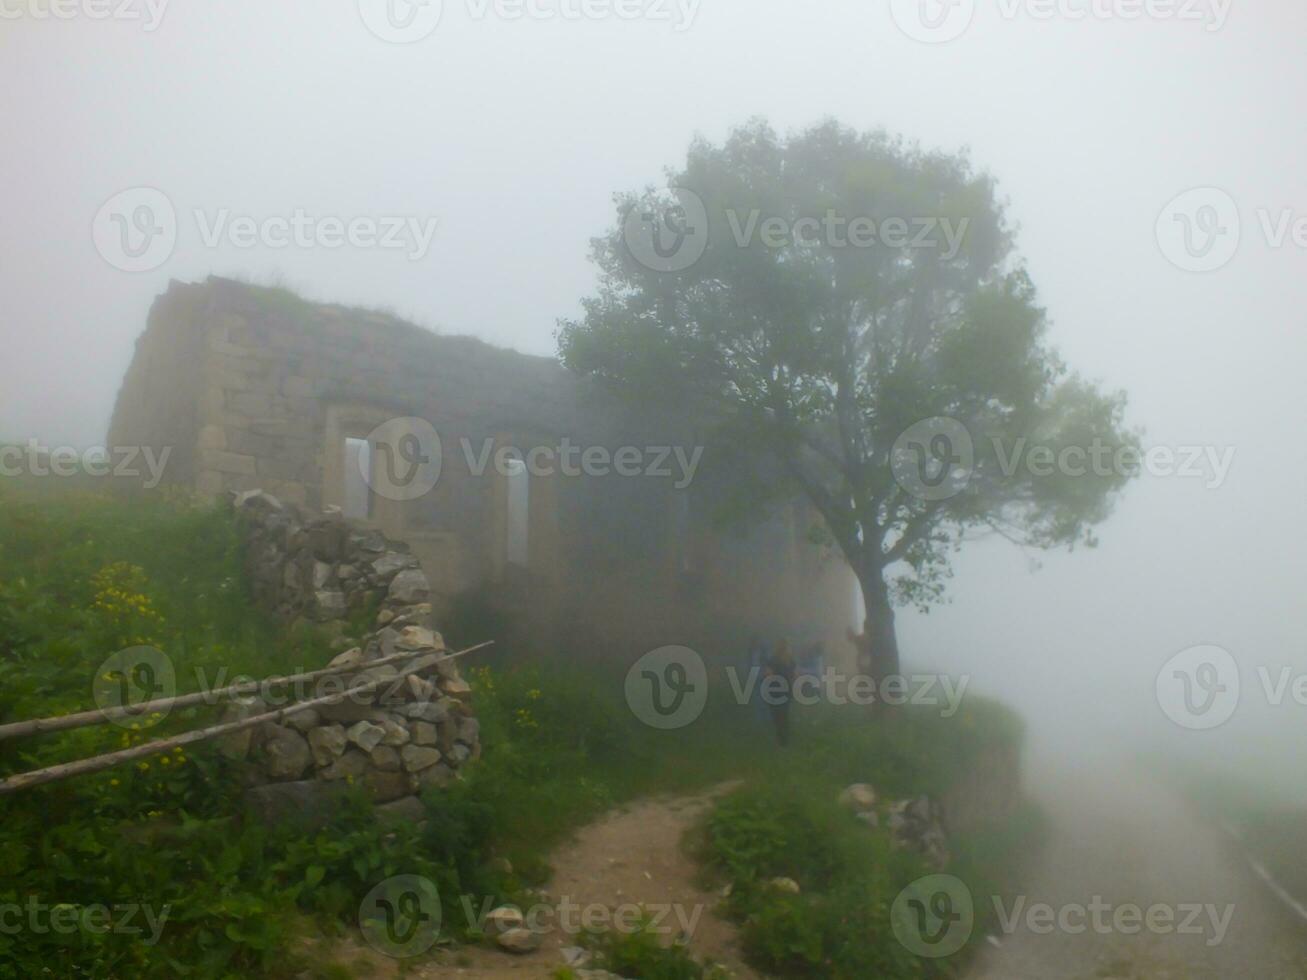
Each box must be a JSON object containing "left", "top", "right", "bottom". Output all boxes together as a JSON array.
[{"left": 3, "top": 0, "right": 1305, "bottom": 847}]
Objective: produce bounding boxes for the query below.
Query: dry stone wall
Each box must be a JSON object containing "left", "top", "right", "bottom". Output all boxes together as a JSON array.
[{"left": 223, "top": 489, "right": 479, "bottom": 820}]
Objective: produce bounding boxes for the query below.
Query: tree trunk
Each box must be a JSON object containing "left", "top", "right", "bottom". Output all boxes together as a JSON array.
[{"left": 859, "top": 570, "right": 901, "bottom": 682}]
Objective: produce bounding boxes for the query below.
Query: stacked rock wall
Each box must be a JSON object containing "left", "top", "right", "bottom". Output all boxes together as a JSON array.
[{"left": 224, "top": 490, "right": 479, "bottom": 818}]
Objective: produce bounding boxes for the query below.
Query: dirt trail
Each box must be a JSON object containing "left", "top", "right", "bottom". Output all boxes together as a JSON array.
[
  {"left": 414, "top": 782, "right": 757, "bottom": 978},
  {"left": 968, "top": 754, "right": 1307, "bottom": 980}
]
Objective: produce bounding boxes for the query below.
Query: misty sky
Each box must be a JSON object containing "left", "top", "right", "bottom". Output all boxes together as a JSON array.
[{"left": 2, "top": 1, "right": 1303, "bottom": 782}]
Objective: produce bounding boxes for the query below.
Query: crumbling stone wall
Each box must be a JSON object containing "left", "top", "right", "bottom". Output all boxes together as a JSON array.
[{"left": 223, "top": 490, "right": 478, "bottom": 818}]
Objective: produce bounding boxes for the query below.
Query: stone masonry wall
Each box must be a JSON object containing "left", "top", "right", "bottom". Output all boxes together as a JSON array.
[{"left": 222, "top": 490, "right": 479, "bottom": 819}]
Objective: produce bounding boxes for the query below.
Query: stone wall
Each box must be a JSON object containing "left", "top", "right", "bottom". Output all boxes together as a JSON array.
[{"left": 222, "top": 490, "right": 478, "bottom": 818}]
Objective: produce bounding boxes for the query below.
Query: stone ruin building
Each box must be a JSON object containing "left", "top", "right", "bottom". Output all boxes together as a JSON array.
[{"left": 108, "top": 276, "right": 857, "bottom": 666}]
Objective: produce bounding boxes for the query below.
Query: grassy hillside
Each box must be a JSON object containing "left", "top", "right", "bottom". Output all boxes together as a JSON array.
[{"left": 0, "top": 483, "right": 1030, "bottom": 979}]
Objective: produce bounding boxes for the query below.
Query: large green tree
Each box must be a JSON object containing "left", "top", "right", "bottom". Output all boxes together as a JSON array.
[{"left": 559, "top": 120, "right": 1138, "bottom": 678}]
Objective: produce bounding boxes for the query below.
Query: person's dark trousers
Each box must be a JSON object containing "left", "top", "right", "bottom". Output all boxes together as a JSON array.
[{"left": 770, "top": 702, "right": 791, "bottom": 747}]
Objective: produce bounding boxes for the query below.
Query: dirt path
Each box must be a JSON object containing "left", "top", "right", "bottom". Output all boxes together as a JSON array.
[
  {"left": 412, "top": 782, "right": 757, "bottom": 978},
  {"left": 307, "top": 784, "right": 755, "bottom": 978},
  {"left": 967, "top": 753, "right": 1307, "bottom": 980}
]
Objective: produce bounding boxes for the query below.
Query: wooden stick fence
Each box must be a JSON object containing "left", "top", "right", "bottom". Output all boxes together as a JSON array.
[
  {"left": 0, "top": 641, "right": 493, "bottom": 797},
  {"left": 0, "top": 646, "right": 464, "bottom": 742}
]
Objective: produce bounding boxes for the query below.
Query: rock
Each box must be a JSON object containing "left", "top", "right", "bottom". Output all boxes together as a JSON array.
[
  {"left": 370, "top": 745, "right": 402, "bottom": 772},
  {"left": 337, "top": 563, "right": 359, "bottom": 581},
  {"left": 767, "top": 877, "right": 801, "bottom": 895},
  {"left": 261, "top": 725, "right": 312, "bottom": 780},
  {"left": 401, "top": 744, "right": 442, "bottom": 772},
  {"left": 886, "top": 796, "right": 951, "bottom": 869},
  {"left": 855, "top": 810, "right": 880, "bottom": 829},
  {"left": 412, "top": 762, "right": 455, "bottom": 790},
  {"left": 389, "top": 602, "right": 432, "bottom": 629},
  {"left": 406, "top": 653, "right": 443, "bottom": 675},
  {"left": 307, "top": 724, "right": 348, "bottom": 767},
  {"left": 317, "top": 690, "right": 379, "bottom": 723},
  {"left": 371, "top": 552, "right": 417, "bottom": 580},
  {"left": 284, "top": 707, "right": 321, "bottom": 733},
  {"left": 306, "top": 523, "right": 344, "bottom": 561},
  {"left": 328, "top": 646, "right": 363, "bottom": 670},
  {"left": 455, "top": 717, "right": 480, "bottom": 744},
  {"left": 378, "top": 718, "right": 411, "bottom": 747},
  {"left": 387, "top": 568, "right": 429, "bottom": 604},
  {"left": 401, "top": 699, "right": 450, "bottom": 723},
  {"left": 448, "top": 743, "right": 471, "bottom": 766},
  {"left": 312, "top": 590, "right": 347, "bottom": 621},
  {"left": 347, "top": 720, "right": 387, "bottom": 753},
  {"left": 406, "top": 673, "right": 436, "bottom": 702},
  {"left": 496, "top": 928, "right": 543, "bottom": 954},
  {"left": 484, "top": 906, "right": 524, "bottom": 936},
  {"left": 350, "top": 528, "right": 387, "bottom": 554},
  {"left": 356, "top": 664, "right": 400, "bottom": 687},
  {"left": 838, "top": 783, "right": 878, "bottom": 812},
  {"left": 442, "top": 676, "right": 473, "bottom": 698},
  {"left": 396, "top": 625, "right": 441, "bottom": 651},
  {"left": 232, "top": 489, "right": 284, "bottom": 514},
  {"left": 216, "top": 696, "right": 266, "bottom": 760},
  {"left": 560, "top": 945, "right": 589, "bottom": 968},
  {"left": 410, "top": 721, "right": 439, "bottom": 746},
  {"left": 362, "top": 768, "right": 413, "bottom": 803},
  {"left": 320, "top": 748, "right": 369, "bottom": 781},
  {"left": 375, "top": 608, "right": 395, "bottom": 627},
  {"left": 311, "top": 561, "right": 333, "bottom": 590}
]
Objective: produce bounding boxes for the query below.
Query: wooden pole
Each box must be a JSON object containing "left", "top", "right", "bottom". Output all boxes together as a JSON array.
[
  {"left": 0, "top": 645, "right": 449, "bottom": 742},
  {"left": 0, "top": 641, "right": 493, "bottom": 796}
]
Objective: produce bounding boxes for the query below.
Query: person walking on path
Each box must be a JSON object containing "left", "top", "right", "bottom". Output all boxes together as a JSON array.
[{"left": 763, "top": 638, "right": 797, "bottom": 747}]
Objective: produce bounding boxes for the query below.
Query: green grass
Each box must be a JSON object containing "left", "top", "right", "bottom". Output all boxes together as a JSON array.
[{"left": 0, "top": 483, "right": 1029, "bottom": 979}]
